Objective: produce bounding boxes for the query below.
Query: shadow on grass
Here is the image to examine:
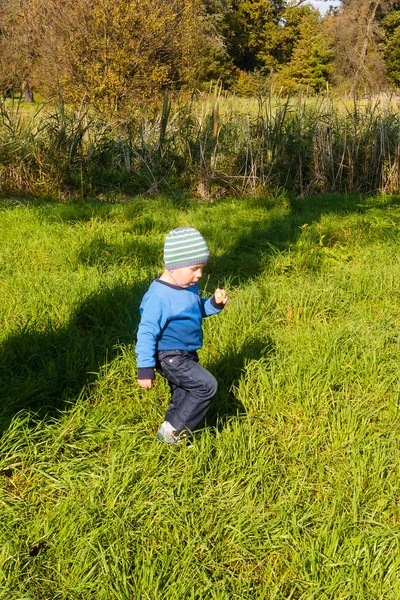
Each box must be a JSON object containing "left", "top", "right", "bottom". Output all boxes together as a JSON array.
[
  {"left": 1, "top": 192, "right": 398, "bottom": 432},
  {"left": 204, "top": 192, "right": 400, "bottom": 289},
  {"left": 76, "top": 237, "right": 161, "bottom": 270},
  {"left": 0, "top": 282, "right": 148, "bottom": 431},
  {"left": 207, "top": 337, "right": 275, "bottom": 428}
]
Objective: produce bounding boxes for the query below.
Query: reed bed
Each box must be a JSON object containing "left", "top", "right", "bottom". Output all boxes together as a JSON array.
[{"left": 1, "top": 93, "right": 400, "bottom": 199}]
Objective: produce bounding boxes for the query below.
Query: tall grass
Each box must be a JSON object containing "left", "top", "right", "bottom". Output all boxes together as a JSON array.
[
  {"left": 1, "top": 93, "right": 400, "bottom": 199},
  {"left": 0, "top": 192, "right": 399, "bottom": 598}
]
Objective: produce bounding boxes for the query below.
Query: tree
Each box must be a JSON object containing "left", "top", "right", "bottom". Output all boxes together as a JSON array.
[
  {"left": 381, "top": 7, "right": 400, "bottom": 86},
  {"left": 0, "top": 0, "right": 39, "bottom": 100},
  {"left": 331, "top": 0, "right": 396, "bottom": 96},
  {"left": 188, "top": 0, "right": 234, "bottom": 87},
  {"left": 275, "top": 7, "right": 333, "bottom": 92},
  {"left": 0, "top": 0, "right": 210, "bottom": 112},
  {"left": 214, "top": 0, "right": 307, "bottom": 73}
]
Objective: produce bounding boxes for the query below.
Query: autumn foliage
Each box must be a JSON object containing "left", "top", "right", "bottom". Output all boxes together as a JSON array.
[
  {"left": 0, "top": 0, "right": 208, "bottom": 111},
  {"left": 1, "top": 0, "right": 400, "bottom": 108}
]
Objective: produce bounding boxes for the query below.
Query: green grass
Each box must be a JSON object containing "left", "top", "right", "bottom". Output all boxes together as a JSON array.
[{"left": 0, "top": 192, "right": 399, "bottom": 599}]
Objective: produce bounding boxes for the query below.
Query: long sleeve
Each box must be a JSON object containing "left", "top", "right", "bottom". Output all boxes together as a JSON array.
[
  {"left": 201, "top": 294, "right": 225, "bottom": 317},
  {"left": 136, "top": 282, "right": 224, "bottom": 379},
  {"left": 136, "top": 293, "right": 168, "bottom": 379}
]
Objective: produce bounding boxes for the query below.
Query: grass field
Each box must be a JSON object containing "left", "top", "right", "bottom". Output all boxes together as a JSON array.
[{"left": 0, "top": 192, "right": 399, "bottom": 599}]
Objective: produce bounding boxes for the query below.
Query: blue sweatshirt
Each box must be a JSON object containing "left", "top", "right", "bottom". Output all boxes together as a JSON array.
[{"left": 136, "top": 279, "right": 224, "bottom": 379}]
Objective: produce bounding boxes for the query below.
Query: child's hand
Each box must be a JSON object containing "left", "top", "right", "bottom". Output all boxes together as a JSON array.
[
  {"left": 138, "top": 379, "right": 154, "bottom": 389},
  {"left": 214, "top": 288, "right": 229, "bottom": 305}
]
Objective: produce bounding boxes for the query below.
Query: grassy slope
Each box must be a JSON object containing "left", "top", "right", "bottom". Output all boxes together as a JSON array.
[{"left": 0, "top": 193, "right": 399, "bottom": 599}]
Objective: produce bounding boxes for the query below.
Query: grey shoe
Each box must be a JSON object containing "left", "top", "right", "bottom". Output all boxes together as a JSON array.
[{"left": 156, "top": 422, "right": 191, "bottom": 446}]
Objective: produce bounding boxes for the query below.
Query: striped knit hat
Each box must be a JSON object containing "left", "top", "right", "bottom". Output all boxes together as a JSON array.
[{"left": 164, "top": 227, "right": 210, "bottom": 270}]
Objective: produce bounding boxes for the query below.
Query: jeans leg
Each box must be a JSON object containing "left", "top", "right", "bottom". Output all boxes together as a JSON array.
[{"left": 158, "top": 351, "right": 218, "bottom": 432}]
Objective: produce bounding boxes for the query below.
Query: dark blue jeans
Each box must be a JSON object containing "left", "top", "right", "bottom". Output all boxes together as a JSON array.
[{"left": 157, "top": 350, "right": 218, "bottom": 433}]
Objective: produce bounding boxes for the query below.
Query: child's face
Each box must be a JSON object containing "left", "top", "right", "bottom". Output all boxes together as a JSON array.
[{"left": 170, "top": 263, "right": 206, "bottom": 288}]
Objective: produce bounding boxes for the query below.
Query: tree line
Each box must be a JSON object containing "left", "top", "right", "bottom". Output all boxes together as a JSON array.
[{"left": 1, "top": 0, "right": 400, "bottom": 112}]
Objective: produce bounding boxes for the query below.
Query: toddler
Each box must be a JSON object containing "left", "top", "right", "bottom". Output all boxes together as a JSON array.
[{"left": 136, "top": 227, "right": 229, "bottom": 444}]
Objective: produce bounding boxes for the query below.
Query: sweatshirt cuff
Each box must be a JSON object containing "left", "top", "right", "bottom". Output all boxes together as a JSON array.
[
  {"left": 210, "top": 295, "right": 225, "bottom": 310},
  {"left": 138, "top": 367, "right": 155, "bottom": 380}
]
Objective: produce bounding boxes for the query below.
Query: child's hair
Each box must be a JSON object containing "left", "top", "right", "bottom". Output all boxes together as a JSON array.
[{"left": 164, "top": 227, "right": 210, "bottom": 270}]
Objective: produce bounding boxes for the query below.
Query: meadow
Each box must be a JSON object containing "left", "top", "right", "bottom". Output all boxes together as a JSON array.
[{"left": 0, "top": 191, "right": 400, "bottom": 599}]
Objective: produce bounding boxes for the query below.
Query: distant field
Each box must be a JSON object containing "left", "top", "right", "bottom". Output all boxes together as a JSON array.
[{"left": 0, "top": 193, "right": 399, "bottom": 599}]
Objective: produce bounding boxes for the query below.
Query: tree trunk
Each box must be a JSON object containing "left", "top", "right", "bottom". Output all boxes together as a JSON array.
[
  {"left": 350, "top": 0, "right": 381, "bottom": 98},
  {"left": 23, "top": 82, "right": 34, "bottom": 102}
]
